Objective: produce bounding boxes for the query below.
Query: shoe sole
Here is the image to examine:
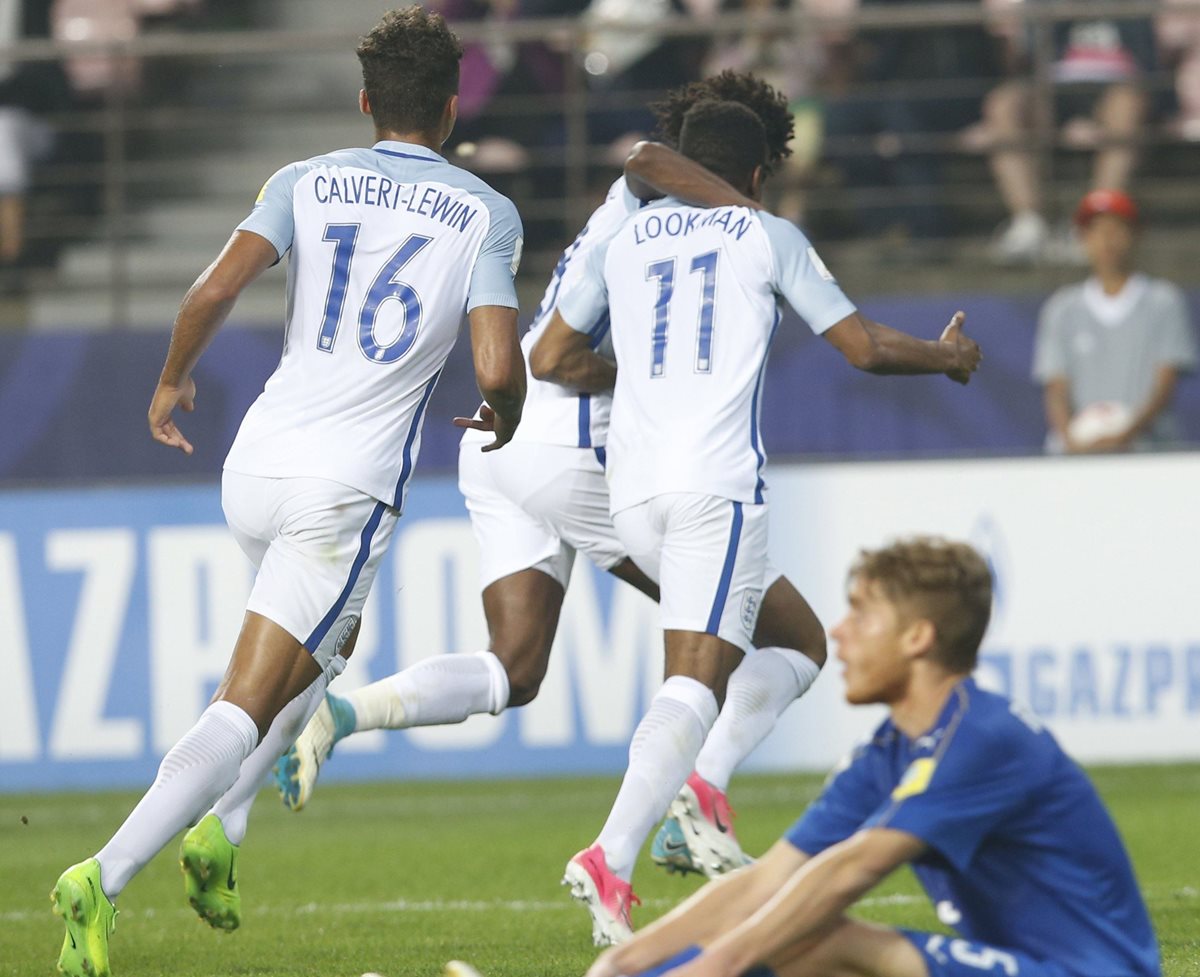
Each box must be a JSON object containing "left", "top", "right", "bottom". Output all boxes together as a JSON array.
[
  {"left": 561, "top": 862, "right": 631, "bottom": 948},
  {"left": 50, "top": 877, "right": 106, "bottom": 977},
  {"left": 179, "top": 850, "right": 239, "bottom": 932},
  {"left": 670, "top": 791, "right": 748, "bottom": 880}
]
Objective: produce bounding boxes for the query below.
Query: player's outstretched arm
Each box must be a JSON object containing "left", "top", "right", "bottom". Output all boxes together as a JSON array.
[
  {"left": 458, "top": 304, "right": 525, "bottom": 452},
  {"left": 661, "top": 829, "right": 923, "bottom": 977},
  {"left": 586, "top": 842, "right": 805, "bottom": 977},
  {"left": 149, "top": 230, "right": 279, "bottom": 454},
  {"left": 823, "top": 310, "right": 982, "bottom": 385},
  {"left": 624, "top": 141, "right": 762, "bottom": 210},
  {"left": 529, "top": 309, "right": 617, "bottom": 393}
]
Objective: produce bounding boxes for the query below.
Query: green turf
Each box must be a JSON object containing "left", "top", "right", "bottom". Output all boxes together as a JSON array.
[{"left": 2, "top": 765, "right": 1196, "bottom": 977}]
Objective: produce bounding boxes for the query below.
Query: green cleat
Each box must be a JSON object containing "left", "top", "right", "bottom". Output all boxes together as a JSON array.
[
  {"left": 179, "top": 814, "right": 240, "bottom": 931},
  {"left": 51, "top": 858, "right": 117, "bottom": 977}
]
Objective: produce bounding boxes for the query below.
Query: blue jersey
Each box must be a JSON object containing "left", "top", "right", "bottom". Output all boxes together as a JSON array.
[{"left": 787, "top": 679, "right": 1159, "bottom": 977}]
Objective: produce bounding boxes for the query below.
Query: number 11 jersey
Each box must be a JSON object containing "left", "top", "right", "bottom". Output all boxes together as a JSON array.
[
  {"left": 224, "top": 140, "right": 522, "bottom": 510},
  {"left": 558, "top": 199, "right": 853, "bottom": 515}
]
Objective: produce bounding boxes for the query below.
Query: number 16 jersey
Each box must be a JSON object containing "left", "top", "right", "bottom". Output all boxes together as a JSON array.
[
  {"left": 224, "top": 140, "right": 522, "bottom": 510},
  {"left": 558, "top": 198, "right": 853, "bottom": 515}
]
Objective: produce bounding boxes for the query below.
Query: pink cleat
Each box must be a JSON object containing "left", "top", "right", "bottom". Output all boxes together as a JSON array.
[
  {"left": 562, "top": 844, "right": 641, "bottom": 947},
  {"left": 670, "top": 772, "right": 752, "bottom": 879}
]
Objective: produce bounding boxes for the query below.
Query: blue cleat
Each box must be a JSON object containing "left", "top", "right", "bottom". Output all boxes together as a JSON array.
[
  {"left": 273, "top": 692, "right": 357, "bottom": 812},
  {"left": 650, "top": 817, "right": 703, "bottom": 876}
]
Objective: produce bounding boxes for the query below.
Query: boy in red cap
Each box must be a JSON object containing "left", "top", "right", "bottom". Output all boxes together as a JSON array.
[{"left": 1032, "top": 189, "right": 1196, "bottom": 452}]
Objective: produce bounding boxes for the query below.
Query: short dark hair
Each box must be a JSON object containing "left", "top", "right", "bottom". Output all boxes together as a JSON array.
[
  {"left": 357, "top": 6, "right": 462, "bottom": 135},
  {"left": 677, "top": 100, "right": 768, "bottom": 192},
  {"left": 850, "top": 537, "right": 993, "bottom": 673},
  {"left": 651, "top": 71, "right": 793, "bottom": 173}
]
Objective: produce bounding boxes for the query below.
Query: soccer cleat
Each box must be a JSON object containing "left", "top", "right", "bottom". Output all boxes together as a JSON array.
[
  {"left": 669, "top": 772, "right": 753, "bottom": 879},
  {"left": 273, "top": 692, "right": 356, "bottom": 812},
  {"left": 179, "top": 814, "right": 240, "bottom": 931},
  {"left": 650, "top": 816, "right": 702, "bottom": 876},
  {"left": 562, "top": 844, "right": 640, "bottom": 947},
  {"left": 51, "top": 857, "right": 117, "bottom": 977},
  {"left": 443, "top": 962, "right": 485, "bottom": 977}
]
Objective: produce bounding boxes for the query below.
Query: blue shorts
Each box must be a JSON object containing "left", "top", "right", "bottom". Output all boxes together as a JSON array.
[{"left": 902, "top": 931, "right": 1072, "bottom": 977}]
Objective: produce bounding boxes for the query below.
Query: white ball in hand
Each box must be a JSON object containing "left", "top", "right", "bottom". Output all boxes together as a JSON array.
[{"left": 1067, "top": 401, "right": 1132, "bottom": 447}]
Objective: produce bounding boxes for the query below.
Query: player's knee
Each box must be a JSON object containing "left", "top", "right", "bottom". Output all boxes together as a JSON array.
[
  {"left": 505, "top": 671, "right": 544, "bottom": 707},
  {"left": 493, "top": 647, "right": 551, "bottom": 707},
  {"left": 801, "top": 628, "right": 828, "bottom": 669}
]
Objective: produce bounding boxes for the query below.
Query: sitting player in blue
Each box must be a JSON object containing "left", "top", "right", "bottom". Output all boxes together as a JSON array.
[{"left": 584, "top": 536, "right": 1160, "bottom": 977}]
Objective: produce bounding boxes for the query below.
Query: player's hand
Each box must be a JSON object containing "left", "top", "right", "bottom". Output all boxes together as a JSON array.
[
  {"left": 939, "top": 311, "right": 981, "bottom": 385},
  {"left": 148, "top": 377, "right": 196, "bottom": 454},
  {"left": 452, "top": 404, "right": 520, "bottom": 452}
]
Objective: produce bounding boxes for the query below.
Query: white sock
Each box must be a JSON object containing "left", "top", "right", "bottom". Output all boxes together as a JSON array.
[
  {"left": 346, "top": 651, "right": 509, "bottom": 730},
  {"left": 95, "top": 700, "right": 258, "bottom": 898},
  {"left": 695, "top": 647, "right": 821, "bottom": 792},
  {"left": 209, "top": 655, "right": 347, "bottom": 846},
  {"left": 596, "top": 675, "right": 718, "bottom": 881}
]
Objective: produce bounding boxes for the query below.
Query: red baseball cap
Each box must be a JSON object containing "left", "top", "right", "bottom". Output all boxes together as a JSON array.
[{"left": 1074, "top": 189, "right": 1139, "bottom": 228}]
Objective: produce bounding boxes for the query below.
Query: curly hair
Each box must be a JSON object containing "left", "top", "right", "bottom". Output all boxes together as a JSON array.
[
  {"left": 357, "top": 6, "right": 463, "bottom": 136},
  {"left": 650, "top": 71, "right": 794, "bottom": 172},
  {"left": 850, "top": 537, "right": 993, "bottom": 673}
]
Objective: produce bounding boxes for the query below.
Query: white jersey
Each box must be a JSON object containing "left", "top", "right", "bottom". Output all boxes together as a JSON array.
[
  {"left": 559, "top": 199, "right": 856, "bottom": 513},
  {"left": 224, "top": 140, "right": 522, "bottom": 510},
  {"left": 507, "top": 176, "right": 638, "bottom": 449}
]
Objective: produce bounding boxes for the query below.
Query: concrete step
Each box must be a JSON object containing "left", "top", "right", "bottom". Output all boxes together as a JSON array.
[{"left": 28, "top": 276, "right": 287, "bottom": 330}]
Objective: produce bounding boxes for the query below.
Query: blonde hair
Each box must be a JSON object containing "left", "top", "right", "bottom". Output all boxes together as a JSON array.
[{"left": 851, "top": 537, "right": 992, "bottom": 672}]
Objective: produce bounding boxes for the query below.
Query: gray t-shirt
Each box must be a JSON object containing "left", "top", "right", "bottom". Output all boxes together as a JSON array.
[{"left": 1032, "top": 274, "right": 1197, "bottom": 444}]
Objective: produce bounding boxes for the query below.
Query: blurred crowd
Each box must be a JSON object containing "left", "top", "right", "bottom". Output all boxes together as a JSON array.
[
  {"left": 2, "top": 0, "right": 1200, "bottom": 280},
  {"left": 426, "top": 0, "right": 1200, "bottom": 262}
]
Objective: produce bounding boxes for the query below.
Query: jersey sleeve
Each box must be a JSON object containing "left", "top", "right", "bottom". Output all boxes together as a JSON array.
[
  {"left": 556, "top": 229, "right": 613, "bottom": 334},
  {"left": 1031, "top": 291, "right": 1071, "bottom": 383},
  {"left": 864, "top": 721, "right": 1034, "bottom": 872},
  {"left": 785, "top": 733, "right": 891, "bottom": 856},
  {"left": 759, "top": 212, "right": 857, "bottom": 335},
  {"left": 1156, "top": 283, "right": 1198, "bottom": 372},
  {"left": 236, "top": 162, "right": 306, "bottom": 259},
  {"left": 467, "top": 193, "right": 523, "bottom": 312}
]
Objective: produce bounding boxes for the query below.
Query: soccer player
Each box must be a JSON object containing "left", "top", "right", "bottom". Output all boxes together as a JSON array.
[
  {"left": 277, "top": 73, "right": 830, "bottom": 885},
  {"left": 582, "top": 537, "right": 1161, "bottom": 977},
  {"left": 49, "top": 8, "right": 524, "bottom": 976},
  {"left": 553, "top": 100, "right": 980, "bottom": 945}
]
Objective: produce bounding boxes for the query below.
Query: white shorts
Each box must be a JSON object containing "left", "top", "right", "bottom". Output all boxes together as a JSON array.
[
  {"left": 613, "top": 493, "right": 768, "bottom": 652},
  {"left": 221, "top": 471, "right": 397, "bottom": 672},
  {"left": 458, "top": 438, "right": 627, "bottom": 589}
]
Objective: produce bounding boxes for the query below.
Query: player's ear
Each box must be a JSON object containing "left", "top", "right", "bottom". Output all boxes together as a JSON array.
[
  {"left": 441, "top": 94, "right": 459, "bottom": 143},
  {"left": 749, "top": 165, "right": 765, "bottom": 202},
  {"left": 900, "top": 617, "right": 937, "bottom": 661},
  {"left": 358, "top": 89, "right": 371, "bottom": 117}
]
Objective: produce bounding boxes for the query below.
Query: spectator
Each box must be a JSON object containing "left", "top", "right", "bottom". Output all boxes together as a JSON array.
[
  {"left": 1033, "top": 189, "right": 1197, "bottom": 453},
  {"left": 1156, "top": 0, "right": 1200, "bottom": 141},
  {"left": 815, "top": 0, "right": 1000, "bottom": 244},
  {"left": 0, "top": 0, "right": 64, "bottom": 284},
  {"left": 981, "top": 1, "right": 1158, "bottom": 264}
]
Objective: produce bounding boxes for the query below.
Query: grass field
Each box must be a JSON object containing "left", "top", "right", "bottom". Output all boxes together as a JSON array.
[{"left": 2, "top": 765, "right": 1197, "bottom": 977}]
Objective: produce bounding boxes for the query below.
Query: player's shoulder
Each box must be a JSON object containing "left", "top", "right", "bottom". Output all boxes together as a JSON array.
[
  {"left": 950, "top": 680, "right": 1058, "bottom": 764},
  {"left": 1041, "top": 281, "right": 1086, "bottom": 320},
  {"left": 1143, "top": 276, "right": 1186, "bottom": 307}
]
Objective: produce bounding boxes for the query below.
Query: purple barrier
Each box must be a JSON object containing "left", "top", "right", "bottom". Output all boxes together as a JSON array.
[{"left": 1, "top": 291, "right": 1197, "bottom": 485}]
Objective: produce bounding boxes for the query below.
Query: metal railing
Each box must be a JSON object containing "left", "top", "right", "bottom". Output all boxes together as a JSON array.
[{"left": 0, "top": 1, "right": 1194, "bottom": 328}]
